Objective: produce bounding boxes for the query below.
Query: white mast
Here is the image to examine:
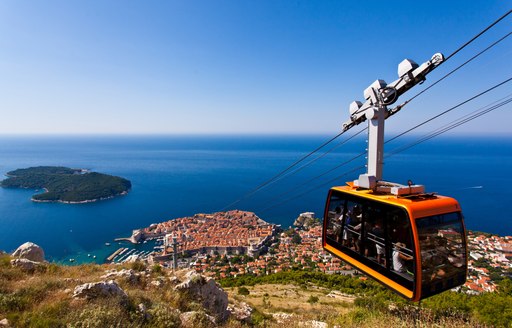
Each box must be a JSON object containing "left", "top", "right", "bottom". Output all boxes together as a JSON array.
[{"left": 342, "top": 53, "right": 445, "bottom": 192}]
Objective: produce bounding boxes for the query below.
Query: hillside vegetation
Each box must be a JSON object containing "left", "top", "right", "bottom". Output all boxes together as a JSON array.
[
  {"left": 220, "top": 270, "right": 512, "bottom": 327},
  {"left": 2, "top": 253, "right": 512, "bottom": 327},
  {"left": 0, "top": 166, "right": 131, "bottom": 203}
]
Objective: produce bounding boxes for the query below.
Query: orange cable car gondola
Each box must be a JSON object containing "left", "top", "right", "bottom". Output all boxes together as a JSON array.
[{"left": 322, "top": 53, "right": 468, "bottom": 301}]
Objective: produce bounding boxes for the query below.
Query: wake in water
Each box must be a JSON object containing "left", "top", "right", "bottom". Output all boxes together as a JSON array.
[{"left": 462, "top": 186, "right": 484, "bottom": 189}]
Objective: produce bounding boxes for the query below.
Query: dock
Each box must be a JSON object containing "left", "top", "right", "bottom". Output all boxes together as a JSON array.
[{"left": 106, "top": 247, "right": 126, "bottom": 262}]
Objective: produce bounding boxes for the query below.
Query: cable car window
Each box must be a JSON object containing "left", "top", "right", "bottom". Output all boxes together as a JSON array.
[
  {"left": 325, "top": 194, "right": 345, "bottom": 244},
  {"left": 363, "top": 206, "right": 386, "bottom": 267},
  {"left": 344, "top": 201, "right": 362, "bottom": 251},
  {"left": 387, "top": 210, "right": 414, "bottom": 280},
  {"left": 324, "top": 190, "right": 415, "bottom": 292},
  {"left": 416, "top": 212, "right": 467, "bottom": 298}
]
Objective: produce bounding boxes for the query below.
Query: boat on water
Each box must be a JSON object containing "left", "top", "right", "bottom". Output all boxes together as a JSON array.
[
  {"left": 69, "top": 259, "right": 75, "bottom": 262},
  {"left": 105, "top": 242, "right": 111, "bottom": 246}
]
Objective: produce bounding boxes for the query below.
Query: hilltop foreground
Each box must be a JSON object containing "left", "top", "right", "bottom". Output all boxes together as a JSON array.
[{"left": 2, "top": 246, "right": 512, "bottom": 328}]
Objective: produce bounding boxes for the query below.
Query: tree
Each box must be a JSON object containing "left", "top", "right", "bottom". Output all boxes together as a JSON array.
[
  {"left": 291, "top": 233, "right": 302, "bottom": 244},
  {"left": 498, "top": 278, "right": 512, "bottom": 295}
]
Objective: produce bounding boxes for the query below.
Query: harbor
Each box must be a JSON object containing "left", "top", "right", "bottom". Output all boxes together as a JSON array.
[
  {"left": 57, "top": 237, "right": 163, "bottom": 265},
  {"left": 105, "top": 247, "right": 155, "bottom": 263}
]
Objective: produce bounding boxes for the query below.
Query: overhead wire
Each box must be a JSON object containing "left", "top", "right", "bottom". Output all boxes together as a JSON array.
[
  {"left": 220, "top": 130, "right": 346, "bottom": 211},
  {"left": 263, "top": 149, "right": 367, "bottom": 204},
  {"left": 352, "top": 11, "right": 512, "bottom": 118},
  {"left": 386, "top": 76, "right": 512, "bottom": 143},
  {"left": 256, "top": 67, "right": 512, "bottom": 212},
  {"left": 389, "top": 29, "right": 512, "bottom": 116},
  {"left": 257, "top": 79, "right": 512, "bottom": 212},
  {"left": 258, "top": 94, "right": 512, "bottom": 213},
  {"left": 386, "top": 96, "right": 512, "bottom": 158},
  {"left": 444, "top": 9, "right": 512, "bottom": 62},
  {"left": 228, "top": 127, "right": 366, "bottom": 213},
  {"left": 258, "top": 166, "right": 365, "bottom": 214},
  {"left": 263, "top": 127, "right": 367, "bottom": 186},
  {"left": 220, "top": 10, "right": 512, "bottom": 212}
]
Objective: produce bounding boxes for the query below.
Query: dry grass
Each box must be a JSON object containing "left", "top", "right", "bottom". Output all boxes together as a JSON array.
[
  {"left": 0, "top": 255, "right": 486, "bottom": 328},
  {"left": 0, "top": 257, "right": 189, "bottom": 327},
  {"left": 224, "top": 283, "right": 482, "bottom": 328},
  {"left": 226, "top": 283, "right": 354, "bottom": 315}
]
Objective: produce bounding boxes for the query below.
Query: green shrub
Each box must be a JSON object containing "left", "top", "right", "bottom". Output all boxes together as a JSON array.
[
  {"left": 152, "top": 264, "right": 163, "bottom": 275},
  {"left": 0, "top": 254, "right": 11, "bottom": 268},
  {"left": 307, "top": 295, "right": 319, "bottom": 304},
  {"left": 0, "top": 294, "right": 29, "bottom": 312},
  {"left": 46, "top": 263, "right": 61, "bottom": 274},
  {"left": 190, "top": 274, "right": 205, "bottom": 284},
  {"left": 251, "top": 309, "right": 271, "bottom": 326},
  {"left": 130, "top": 261, "right": 146, "bottom": 272},
  {"left": 69, "top": 305, "right": 127, "bottom": 328},
  {"left": 238, "top": 286, "right": 250, "bottom": 296},
  {"left": 354, "top": 295, "right": 389, "bottom": 312},
  {"left": 471, "top": 292, "right": 512, "bottom": 327},
  {"left": 147, "top": 304, "right": 181, "bottom": 328},
  {"left": 179, "top": 310, "right": 213, "bottom": 327},
  {"left": 16, "top": 309, "right": 67, "bottom": 328}
]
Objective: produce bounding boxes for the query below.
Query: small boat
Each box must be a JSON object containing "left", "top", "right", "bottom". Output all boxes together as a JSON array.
[
  {"left": 69, "top": 259, "right": 75, "bottom": 262},
  {"left": 105, "top": 242, "right": 111, "bottom": 246},
  {"left": 93, "top": 255, "right": 96, "bottom": 259},
  {"left": 87, "top": 254, "right": 91, "bottom": 257}
]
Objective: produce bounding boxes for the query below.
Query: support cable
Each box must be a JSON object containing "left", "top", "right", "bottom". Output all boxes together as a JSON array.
[
  {"left": 445, "top": 9, "right": 512, "bottom": 62},
  {"left": 220, "top": 131, "right": 346, "bottom": 211},
  {"left": 220, "top": 10, "right": 512, "bottom": 212},
  {"left": 264, "top": 150, "right": 367, "bottom": 203},
  {"left": 257, "top": 86, "right": 512, "bottom": 212},
  {"left": 264, "top": 127, "right": 367, "bottom": 186},
  {"left": 258, "top": 166, "right": 365, "bottom": 214},
  {"left": 386, "top": 77, "right": 512, "bottom": 143},
  {"left": 352, "top": 10, "right": 512, "bottom": 119},
  {"left": 386, "top": 96, "right": 512, "bottom": 157},
  {"left": 389, "top": 30, "right": 512, "bottom": 117}
]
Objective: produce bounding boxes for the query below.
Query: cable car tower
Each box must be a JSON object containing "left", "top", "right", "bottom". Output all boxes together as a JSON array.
[
  {"left": 343, "top": 53, "right": 444, "bottom": 192},
  {"left": 322, "top": 53, "right": 468, "bottom": 301}
]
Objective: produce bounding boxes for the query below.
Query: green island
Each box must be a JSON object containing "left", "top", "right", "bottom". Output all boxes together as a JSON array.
[{"left": 0, "top": 166, "right": 131, "bottom": 203}]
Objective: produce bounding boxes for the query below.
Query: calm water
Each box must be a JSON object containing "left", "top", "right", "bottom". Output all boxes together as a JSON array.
[{"left": 0, "top": 134, "right": 510, "bottom": 263}]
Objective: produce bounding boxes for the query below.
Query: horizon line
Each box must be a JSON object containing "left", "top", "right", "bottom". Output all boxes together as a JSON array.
[{"left": 0, "top": 131, "right": 510, "bottom": 138}]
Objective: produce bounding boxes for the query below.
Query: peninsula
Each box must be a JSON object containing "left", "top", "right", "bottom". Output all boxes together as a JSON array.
[{"left": 0, "top": 166, "right": 131, "bottom": 203}]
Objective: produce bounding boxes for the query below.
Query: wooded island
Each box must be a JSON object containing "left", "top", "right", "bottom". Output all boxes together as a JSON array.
[{"left": 0, "top": 166, "right": 131, "bottom": 203}]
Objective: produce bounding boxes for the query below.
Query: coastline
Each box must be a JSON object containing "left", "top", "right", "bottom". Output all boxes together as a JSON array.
[
  {"left": 31, "top": 190, "right": 129, "bottom": 204},
  {"left": 1, "top": 166, "right": 131, "bottom": 204},
  {"left": 1, "top": 135, "right": 511, "bottom": 267}
]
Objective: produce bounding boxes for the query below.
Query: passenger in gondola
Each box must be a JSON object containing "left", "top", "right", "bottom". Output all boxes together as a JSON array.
[
  {"left": 341, "top": 204, "right": 355, "bottom": 248},
  {"left": 333, "top": 206, "right": 343, "bottom": 243},
  {"left": 421, "top": 234, "right": 448, "bottom": 281},
  {"left": 354, "top": 212, "right": 372, "bottom": 256},
  {"left": 392, "top": 242, "right": 413, "bottom": 276},
  {"left": 342, "top": 212, "right": 351, "bottom": 247},
  {"left": 349, "top": 205, "right": 362, "bottom": 252},
  {"left": 372, "top": 220, "right": 385, "bottom": 266}
]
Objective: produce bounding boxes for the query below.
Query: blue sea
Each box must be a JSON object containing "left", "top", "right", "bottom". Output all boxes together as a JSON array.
[{"left": 0, "top": 134, "right": 511, "bottom": 263}]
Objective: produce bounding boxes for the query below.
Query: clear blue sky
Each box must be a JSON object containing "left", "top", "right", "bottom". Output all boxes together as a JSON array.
[{"left": 1, "top": 1, "right": 511, "bottom": 135}]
